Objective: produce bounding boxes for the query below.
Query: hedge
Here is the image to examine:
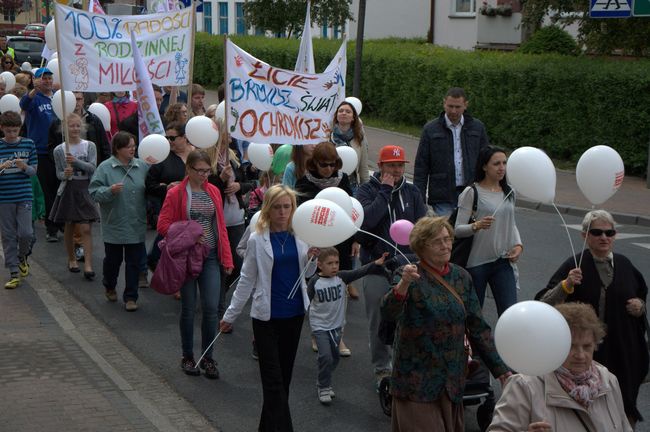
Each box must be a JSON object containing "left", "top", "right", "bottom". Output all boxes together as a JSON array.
[{"left": 194, "top": 34, "right": 650, "bottom": 174}]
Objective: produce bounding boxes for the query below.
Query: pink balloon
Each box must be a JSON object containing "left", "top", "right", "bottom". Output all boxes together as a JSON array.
[{"left": 389, "top": 219, "right": 414, "bottom": 246}]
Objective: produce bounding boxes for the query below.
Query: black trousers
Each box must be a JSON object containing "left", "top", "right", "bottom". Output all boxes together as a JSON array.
[
  {"left": 252, "top": 314, "right": 304, "bottom": 432},
  {"left": 37, "top": 154, "right": 62, "bottom": 235}
]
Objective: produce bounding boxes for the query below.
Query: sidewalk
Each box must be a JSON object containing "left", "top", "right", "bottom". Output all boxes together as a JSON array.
[{"left": 0, "top": 253, "right": 215, "bottom": 432}]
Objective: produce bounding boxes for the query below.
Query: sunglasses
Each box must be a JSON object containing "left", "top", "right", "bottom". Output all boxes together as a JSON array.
[
  {"left": 588, "top": 228, "right": 616, "bottom": 237},
  {"left": 165, "top": 135, "right": 179, "bottom": 142},
  {"left": 191, "top": 167, "right": 211, "bottom": 175},
  {"left": 317, "top": 162, "right": 337, "bottom": 168},
  {"left": 3, "top": 61, "right": 12, "bottom": 64}
]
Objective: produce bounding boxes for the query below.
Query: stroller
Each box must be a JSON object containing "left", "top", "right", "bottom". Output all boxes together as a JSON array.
[{"left": 378, "top": 358, "right": 496, "bottom": 431}]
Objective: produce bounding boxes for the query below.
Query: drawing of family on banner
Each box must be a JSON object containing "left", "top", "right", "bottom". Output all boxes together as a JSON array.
[
  {"left": 54, "top": 2, "right": 193, "bottom": 92},
  {"left": 226, "top": 39, "right": 347, "bottom": 145}
]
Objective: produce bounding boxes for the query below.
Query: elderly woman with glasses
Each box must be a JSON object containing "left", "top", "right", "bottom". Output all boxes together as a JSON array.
[{"left": 537, "top": 210, "right": 648, "bottom": 428}]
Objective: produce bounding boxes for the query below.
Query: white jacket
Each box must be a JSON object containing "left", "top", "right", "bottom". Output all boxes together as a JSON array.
[
  {"left": 488, "top": 362, "right": 632, "bottom": 432},
  {"left": 223, "top": 229, "right": 316, "bottom": 322}
]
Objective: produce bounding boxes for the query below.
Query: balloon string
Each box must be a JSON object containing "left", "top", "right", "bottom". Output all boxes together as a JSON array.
[
  {"left": 577, "top": 209, "right": 594, "bottom": 269},
  {"left": 357, "top": 229, "right": 412, "bottom": 264},
  {"left": 287, "top": 255, "right": 315, "bottom": 300},
  {"left": 491, "top": 189, "right": 514, "bottom": 218},
  {"left": 196, "top": 331, "right": 222, "bottom": 367},
  {"left": 552, "top": 202, "right": 578, "bottom": 268}
]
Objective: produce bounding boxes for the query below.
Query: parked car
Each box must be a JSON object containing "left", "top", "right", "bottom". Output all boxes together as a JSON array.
[
  {"left": 18, "top": 23, "right": 45, "bottom": 39},
  {"left": 7, "top": 36, "right": 44, "bottom": 66}
]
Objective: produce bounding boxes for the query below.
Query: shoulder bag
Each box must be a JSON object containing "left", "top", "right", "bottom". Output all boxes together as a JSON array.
[{"left": 449, "top": 184, "right": 478, "bottom": 268}]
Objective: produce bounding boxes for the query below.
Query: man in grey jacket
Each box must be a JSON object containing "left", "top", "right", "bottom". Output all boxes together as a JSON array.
[{"left": 414, "top": 87, "right": 490, "bottom": 216}]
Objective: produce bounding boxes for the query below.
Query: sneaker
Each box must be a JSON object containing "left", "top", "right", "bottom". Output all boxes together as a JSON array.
[
  {"left": 74, "top": 245, "right": 85, "bottom": 262},
  {"left": 199, "top": 357, "right": 220, "bottom": 379},
  {"left": 339, "top": 340, "right": 351, "bottom": 357},
  {"left": 251, "top": 340, "right": 258, "bottom": 360},
  {"left": 4, "top": 273, "right": 20, "bottom": 289},
  {"left": 138, "top": 271, "right": 149, "bottom": 288},
  {"left": 46, "top": 232, "right": 58, "bottom": 243},
  {"left": 105, "top": 289, "right": 118, "bottom": 302},
  {"left": 181, "top": 357, "right": 200, "bottom": 376},
  {"left": 18, "top": 257, "right": 29, "bottom": 277},
  {"left": 375, "top": 369, "right": 392, "bottom": 393},
  {"left": 318, "top": 387, "right": 332, "bottom": 405},
  {"left": 329, "top": 388, "right": 336, "bottom": 398},
  {"left": 125, "top": 300, "right": 138, "bottom": 312}
]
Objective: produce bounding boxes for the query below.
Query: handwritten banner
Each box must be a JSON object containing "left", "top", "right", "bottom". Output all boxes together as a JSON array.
[
  {"left": 54, "top": 3, "right": 192, "bottom": 92},
  {"left": 226, "top": 39, "right": 346, "bottom": 145}
]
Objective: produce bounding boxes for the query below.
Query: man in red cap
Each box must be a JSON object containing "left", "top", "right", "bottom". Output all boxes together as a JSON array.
[{"left": 355, "top": 144, "right": 427, "bottom": 388}]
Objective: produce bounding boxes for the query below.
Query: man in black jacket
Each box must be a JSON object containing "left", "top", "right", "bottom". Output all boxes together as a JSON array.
[{"left": 414, "top": 87, "right": 489, "bottom": 216}]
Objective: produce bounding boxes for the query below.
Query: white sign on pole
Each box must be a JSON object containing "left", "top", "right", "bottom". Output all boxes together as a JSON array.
[
  {"left": 225, "top": 39, "right": 346, "bottom": 145},
  {"left": 54, "top": 3, "right": 193, "bottom": 92}
]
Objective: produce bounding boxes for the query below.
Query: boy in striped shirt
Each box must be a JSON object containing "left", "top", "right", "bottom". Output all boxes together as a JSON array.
[{"left": 0, "top": 111, "right": 37, "bottom": 289}]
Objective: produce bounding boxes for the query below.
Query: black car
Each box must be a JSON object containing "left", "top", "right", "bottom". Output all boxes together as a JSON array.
[{"left": 7, "top": 35, "right": 44, "bottom": 67}]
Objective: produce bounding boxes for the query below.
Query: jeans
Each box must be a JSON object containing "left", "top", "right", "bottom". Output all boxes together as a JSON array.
[
  {"left": 180, "top": 249, "right": 221, "bottom": 359},
  {"left": 102, "top": 242, "right": 142, "bottom": 302},
  {"left": 0, "top": 202, "right": 32, "bottom": 273},
  {"left": 252, "top": 315, "right": 304, "bottom": 432},
  {"left": 147, "top": 233, "right": 164, "bottom": 269},
  {"left": 432, "top": 187, "right": 464, "bottom": 217},
  {"left": 362, "top": 274, "right": 392, "bottom": 374},
  {"left": 468, "top": 257, "right": 517, "bottom": 316},
  {"left": 313, "top": 328, "right": 341, "bottom": 389}
]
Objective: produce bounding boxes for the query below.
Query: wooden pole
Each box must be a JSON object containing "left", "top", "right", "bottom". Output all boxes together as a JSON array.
[
  {"left": 223, "top": 34, "right": 227, "bottom": 133},
  {"left": 53, "top": 6, "right": 70, "bottom": 155},
  {"left": 186, "top": 1, "right": 197, "bottom": 114}
]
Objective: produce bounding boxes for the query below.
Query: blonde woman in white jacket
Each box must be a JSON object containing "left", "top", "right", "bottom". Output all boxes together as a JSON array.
[{"left": 220, "top": 184, "right": 318, "bottom": 432}]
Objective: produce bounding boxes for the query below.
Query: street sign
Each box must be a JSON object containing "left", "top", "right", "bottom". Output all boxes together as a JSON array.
[
  {"left": 590, "top": 0, "right": 632, "bottom": 17},
  {"left": 634, "top": 0, "right": 650, "bottom": 16}
]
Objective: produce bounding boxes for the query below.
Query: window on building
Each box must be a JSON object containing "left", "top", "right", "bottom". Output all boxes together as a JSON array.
[
  {"left": 219, "top": 2, "right": 228, "bottom": 34},
  {"left": 203, "top": 2, "right": 212, "bottom": 34},
  {"left": 321, "top": 18, "right": 328, "bottom": 39},
  {"left": 333, "top": 25, "right": 340, "bottom": 39},
  {"left": 255, "top": 26, "right": 265, "bottom": 36},
  {"left": 235, "top": 2, "right": 245, "bottom": 35},
  {"left": 451, "top": 0, "right": 476, "bottom": 15}
]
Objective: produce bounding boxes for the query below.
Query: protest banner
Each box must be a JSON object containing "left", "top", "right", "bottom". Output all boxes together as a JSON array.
[
  {"left": 225, "top": 39, "right": 346, "bottom": 145},
  {"left": 54, "top": 3, "right": 193, "bottom": 92},
  {"left": 130, "top": 31, "right": 164, "bottom": 141}
]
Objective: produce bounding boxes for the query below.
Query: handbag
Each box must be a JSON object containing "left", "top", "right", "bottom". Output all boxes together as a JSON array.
[
  {"left": 449, "top": 184, "right": 478, "bottom": 268},
  {"left": 420, "top": 260, "right": 476, "bottom": 376}
]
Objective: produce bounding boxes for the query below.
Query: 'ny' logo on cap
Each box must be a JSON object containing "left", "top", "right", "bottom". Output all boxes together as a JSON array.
[{"left": 393, "top": 148, "right": 401, "bottom": 157}]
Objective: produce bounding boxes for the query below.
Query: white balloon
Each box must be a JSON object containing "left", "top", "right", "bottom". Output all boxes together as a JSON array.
[
  {"left": 248, "top": 143, "right": 274, "bottom": 171},
  {"left": 495, "top": 301, "right": 571, "bottom": 376},
  {"left": 215, "top": 101, "right": 225, "bottom": 123},
  {"left": 45, "top": 20, "right": 57, "bottom": 51},
  {"left": 0, "top": 71, "right": 15, "bottom": 91},
  {"left": 50, "top": 52, "right": 58, "bottom": 60},
  {"left": 350, "top": 197, "right": 364, "bottom": 229},
  {"left": 0, "top": 94, "right": 21, "bottom": 114},
  {"left": 46, "top": 58, "right": 60, "bottom": 85},
  {"left": 315, "top": 187, "right": 353, "bottom": 216},
  {"left": 88, "top": 103, "right": 111, "bottom": 131},
  {"left": 51, "top": 90, "right": 75, "bottom": 120},
  {"left": 20, "top": 62, "right": 32, "bottom": 72},
  {"left": 507, "top": 146, "right": 556, "bottom": 204},
  {"left": 185, "top": 115, "right": 219, "bottom": 149},
  {"left": 336, "top": 146, "right": 358, "bottom": 175},
  {"left": 576, "top": 145, "right": 624, "bottom": 205},
  {"left": 138, "top": 134, "right": 170, "bottom": 165},
  {"left": 344, "top": 96, "right": 362, "bottom": 115},
  {"left": 292, "top": 199, "right": 357, "bottom": 247}
]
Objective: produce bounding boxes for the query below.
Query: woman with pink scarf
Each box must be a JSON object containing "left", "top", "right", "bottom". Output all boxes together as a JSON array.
[{"left": 488, "top": 303, "right": 632, "bottom": 432}]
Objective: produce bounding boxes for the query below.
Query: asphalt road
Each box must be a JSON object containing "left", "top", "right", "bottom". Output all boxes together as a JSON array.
[{"left": 30, "top": 206, "right": 650, "bottom": 432}]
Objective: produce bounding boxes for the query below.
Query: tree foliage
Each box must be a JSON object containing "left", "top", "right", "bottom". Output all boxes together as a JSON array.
[
  {"left": 521, "top": 0, "right": 650, "bottom": 56},
  {"left": 519, "top": 25, "right": 579, "bottom": 55},
  {"left": 0, "top": 0, "right": 24, "bottom": 19},
  {"left": 243, "top": 0, "right": 353, "bottom": 38}
]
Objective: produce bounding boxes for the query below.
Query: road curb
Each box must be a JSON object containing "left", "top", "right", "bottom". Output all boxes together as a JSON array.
[{"left": 516, "top": 199, "right": 647, "bottom": 227}]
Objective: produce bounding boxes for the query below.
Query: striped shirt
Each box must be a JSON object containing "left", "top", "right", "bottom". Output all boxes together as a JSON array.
[
  {"left": 0, "top": 138, "right": 37, "bottom": 203},
  {"left": 190, "top": 190, "right": 216, "bottom": 248}
]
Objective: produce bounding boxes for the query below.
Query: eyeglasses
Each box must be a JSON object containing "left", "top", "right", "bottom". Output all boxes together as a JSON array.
[
  {"left": 588, "top": 229, "right": 616, "bottom": 237},
  {"left": 165, "top": 136, "right": 179, "bottom": 142},
  {"left": 3, "top": 61, "right": 12, "bottom": 64},
  {"left": 426, "top": 237, "right": 454, "bottom": 248},
  {"left": 318, "top": 162, "right": 337, "bottom": 168},
  {"left": 191, "top": 167, "right": 211, "bottom": 175}
]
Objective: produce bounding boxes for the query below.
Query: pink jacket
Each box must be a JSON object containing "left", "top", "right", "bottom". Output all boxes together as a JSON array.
[{"left": 151, "top": 220, "right": 210, "bottom": 295}]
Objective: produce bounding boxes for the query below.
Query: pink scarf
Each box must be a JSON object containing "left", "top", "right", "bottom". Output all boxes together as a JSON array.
[{"left": 554, "top": 364, "right": 602, "bottom": 408}]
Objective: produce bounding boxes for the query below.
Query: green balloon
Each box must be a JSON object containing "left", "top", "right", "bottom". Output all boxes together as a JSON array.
[{"left": 271, "top": 144, "right": 293, "bottom": 176}]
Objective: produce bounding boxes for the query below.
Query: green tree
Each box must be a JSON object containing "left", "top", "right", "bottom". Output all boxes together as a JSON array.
[
  {"left": 244, "top": 0, "right": 354, "bottom": 38},
  {"left": 521, "top": 0, "right": 650, "bottom": 56}
]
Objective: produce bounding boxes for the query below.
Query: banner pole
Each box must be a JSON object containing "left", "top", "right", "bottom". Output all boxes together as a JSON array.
[
  {"left": 186, "top": 1, "right": 197, "bottom": 114},
  {"left": 53, "top": 6, "right": 70, "bottom": 156},
  {"left": 223, "top": 35, "right": 227, "bottom": 132}
]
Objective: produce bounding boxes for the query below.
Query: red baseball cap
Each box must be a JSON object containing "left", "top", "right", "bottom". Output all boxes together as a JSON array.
[{"left": 378, "top": 145, "right": 409, "bottom": 163}]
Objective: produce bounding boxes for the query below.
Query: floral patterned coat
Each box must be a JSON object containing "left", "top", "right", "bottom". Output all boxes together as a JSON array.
[{"left": 380, "top": 263, "right": 509, "bottom": 404}]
